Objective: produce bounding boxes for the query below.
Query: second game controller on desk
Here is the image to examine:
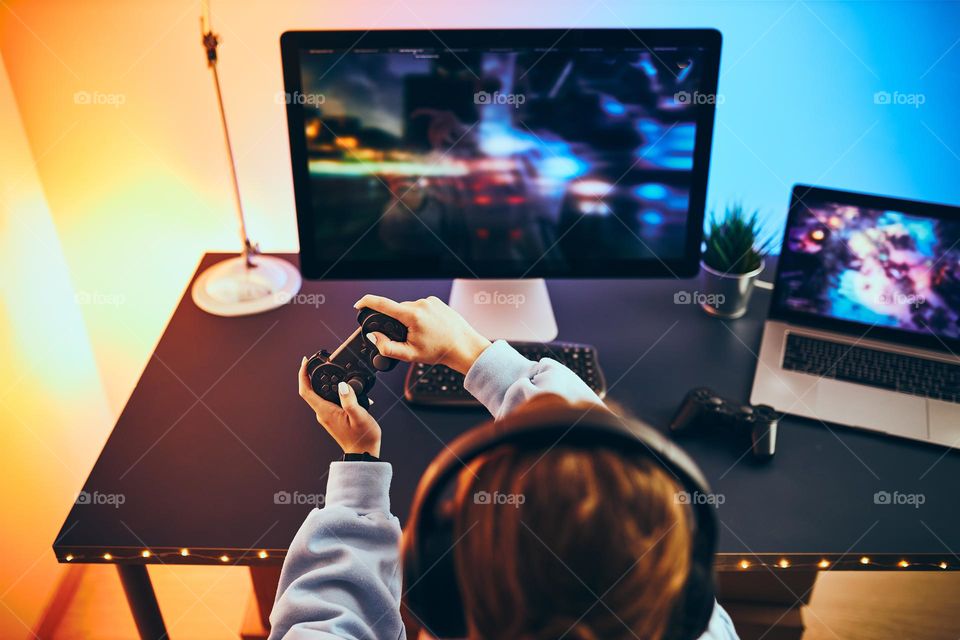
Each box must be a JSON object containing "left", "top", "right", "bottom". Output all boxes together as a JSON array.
[
  {"left": 670, "top": 387, "right": 779, "bottom": 460},
  {"left": 306, "top": 308, "right": 409, "bottom": 408}
]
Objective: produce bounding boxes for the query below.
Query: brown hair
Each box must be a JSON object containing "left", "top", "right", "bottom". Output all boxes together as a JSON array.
[{"left": 452, "top": 397, "right": 692, "bottom": 640}]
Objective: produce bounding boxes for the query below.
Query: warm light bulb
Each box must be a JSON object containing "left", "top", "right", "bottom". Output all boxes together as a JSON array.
[
  {"left": 258, "top": 550, "right": 268, "bottom": 559},
  {"left": 818, "top": 559, "right": 830, "bottom": 569},
  {"left": 778, "top": 559, "right": 790, "bottom": 569},
  {"left": 898, "top": 560, "right": 909, "bottom": 568},
  {"left": 65, "top": 554, "right": 74, "bottom": 562},
  {"left": 180, "top": 548, "right": 190, "bottom": 557},
  {"left": 141, "top": 550, "right": 151, "bottom": 558},
  {"left": 738, "top": 559, "right": 750, "bottom": 569},
  {"left": 859, "top": 556, "right": 870, "bottom": 565},
  {"left": 220, "top": 554, "right": 229, "bottom": 563},
  {"left": 940, "top": 562, "right": 948, "bottom": 569},
  {"left": 103, "top": 553, "right": 113, "bottom": 561}
]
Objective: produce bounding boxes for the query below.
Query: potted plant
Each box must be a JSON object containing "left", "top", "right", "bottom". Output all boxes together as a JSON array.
[{"left": 700, "top": 204, "right": 772, "bottom": 319}]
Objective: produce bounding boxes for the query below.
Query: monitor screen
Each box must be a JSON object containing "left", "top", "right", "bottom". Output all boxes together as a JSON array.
[
  {"left": 281, "top": 30, "right": 721, "bottom": 279},
  {"left": 774, "top": 189, "right": 960, "bottom": 342}
]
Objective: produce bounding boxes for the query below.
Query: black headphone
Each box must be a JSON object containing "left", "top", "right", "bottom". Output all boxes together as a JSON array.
[{"left": 402, "top": 403, "right": 718, "bottom": 640}]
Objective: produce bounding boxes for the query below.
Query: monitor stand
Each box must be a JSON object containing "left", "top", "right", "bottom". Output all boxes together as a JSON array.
[{"left": 448, "top": 278, "right": 558, "bottom": 342}]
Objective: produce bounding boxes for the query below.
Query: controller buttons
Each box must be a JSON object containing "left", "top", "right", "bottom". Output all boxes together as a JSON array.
[
  {"left": 372, "top": 354, "right": 392, "bottom": 371},
  {"left": 347, "top": 378, "right": 364, "bottom": 395},
  {"left": 321, "top": 384, "right": 331, "bottom": 395}
]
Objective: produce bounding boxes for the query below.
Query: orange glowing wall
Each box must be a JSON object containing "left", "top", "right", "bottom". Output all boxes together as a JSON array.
[{"left": 1, "top": 2, "right": 591, "bottom": 634}]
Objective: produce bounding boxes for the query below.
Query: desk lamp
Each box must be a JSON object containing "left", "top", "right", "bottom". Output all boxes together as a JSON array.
[{"left": 191, "top": 0, "right": 301, "bottom": 316}]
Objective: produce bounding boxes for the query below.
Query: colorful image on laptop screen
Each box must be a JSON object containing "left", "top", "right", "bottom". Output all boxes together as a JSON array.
[{"left": 776, "top": 199, "right": 960, "bottom": 340}]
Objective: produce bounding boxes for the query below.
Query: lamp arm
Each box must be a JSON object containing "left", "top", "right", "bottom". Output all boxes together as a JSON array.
[{"left": 201, "top": 10, "right": 257, "bottom": 267}]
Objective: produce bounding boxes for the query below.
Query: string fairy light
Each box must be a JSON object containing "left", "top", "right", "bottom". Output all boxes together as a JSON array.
[
  {"left": 59, "top": 549, "right": 280, "bottom": 563},
  {"left": 715, "top": 556, "right": 951, "bottom": 571},
  {"left": 58, "top": 550, "right": 953, "bottom": 570}
]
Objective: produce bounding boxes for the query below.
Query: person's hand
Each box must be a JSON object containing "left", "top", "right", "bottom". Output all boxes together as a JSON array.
[
  {"left": 298, "top": 357, "right": 382, "bottom": 457},
  {"left": 353, "top": 295, "right": 492, "bottom": 375}
]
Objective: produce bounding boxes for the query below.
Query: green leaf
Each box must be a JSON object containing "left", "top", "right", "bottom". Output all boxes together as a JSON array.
[{"left": 702, "top": 201, "right": 770, "bottom": 273}]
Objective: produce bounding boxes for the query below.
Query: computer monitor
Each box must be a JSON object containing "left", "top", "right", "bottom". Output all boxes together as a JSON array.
[{"left": 281, "top": 29, "right": 721, "bottom": 338}]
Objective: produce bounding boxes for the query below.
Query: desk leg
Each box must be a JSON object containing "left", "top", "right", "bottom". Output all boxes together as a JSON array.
[
  {"left": 250, "top": 566, "right": 282, "bottom": 631},
  {"left": 117, "top": 565, "right": 167, "bottom": 640},
  {"left": 716, "top": 570, "right": 817, "bottom": 640}
]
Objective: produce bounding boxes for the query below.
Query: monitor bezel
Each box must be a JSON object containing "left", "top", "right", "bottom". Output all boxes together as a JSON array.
[
  {"left": 280, "top": 28, "right": 722, "bottom": 280},
  {"left": 770, "top": 184, "right": 960, "bottom": 354}
]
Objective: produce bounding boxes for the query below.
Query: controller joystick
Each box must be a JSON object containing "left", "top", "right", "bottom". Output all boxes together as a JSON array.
[
  {"left": 306, "top": 308, "right": 409, "bottom": 408},
  {"left": 669, "top": 387, "right": 779, "bottom": 460}
]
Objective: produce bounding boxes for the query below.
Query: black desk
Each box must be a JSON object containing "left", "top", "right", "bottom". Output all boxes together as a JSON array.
[{"left": 54, "top": 253, "right": 960, "bottom": 638}]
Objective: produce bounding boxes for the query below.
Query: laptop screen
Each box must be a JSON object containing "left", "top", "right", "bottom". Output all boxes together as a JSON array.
[{"left": 773, "top": 188, "right": 960, "bottom": 343}]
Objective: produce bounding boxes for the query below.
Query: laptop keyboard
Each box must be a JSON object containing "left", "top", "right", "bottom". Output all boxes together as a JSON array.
[{"left": 782, "top": 333, "right": 960, "bottom": 403}]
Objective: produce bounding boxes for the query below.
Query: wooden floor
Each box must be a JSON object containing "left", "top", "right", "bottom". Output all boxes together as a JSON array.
[
  {"left": 803, "top": 572, "right": 960, "bottom": 640},
  {"left": 37, "top": 565, "right": 960, "bottom": 639}
]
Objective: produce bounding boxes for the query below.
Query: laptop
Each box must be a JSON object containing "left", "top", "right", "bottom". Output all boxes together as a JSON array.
[{"left": 751, "top": 185, "right": 960, "bottom": 448}]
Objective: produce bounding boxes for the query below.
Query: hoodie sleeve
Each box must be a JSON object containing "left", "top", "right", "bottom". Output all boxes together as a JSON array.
[
  {"left": 463, "top": 339, "right": 604, "bottom": 419},
  {"left": 268, "top": 461, "right": 405, "bottom": 640}
]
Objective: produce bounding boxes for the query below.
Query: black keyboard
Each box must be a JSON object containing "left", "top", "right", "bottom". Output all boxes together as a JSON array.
[
  {"left": 404, "top": 341, "right": 606, "bottom": 407},
  {"left": 782, "top": 333, "right": 960, "bottom": 403}
]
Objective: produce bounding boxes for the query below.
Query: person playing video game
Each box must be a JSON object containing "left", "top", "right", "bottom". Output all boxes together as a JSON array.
[{"left": 269, "top": 295, "right": 739, "bottom": 640}]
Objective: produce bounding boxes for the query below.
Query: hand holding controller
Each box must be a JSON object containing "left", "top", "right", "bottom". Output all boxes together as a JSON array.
[
  {"left": 305, "top": 308, "right": 409, "bottom": 407},
  {"left": 669, "top": 387, "right": 779, "bottom": 460}
]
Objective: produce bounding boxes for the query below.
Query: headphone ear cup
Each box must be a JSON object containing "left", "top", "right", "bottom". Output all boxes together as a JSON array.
[
  {"left": 663, "top": 550, "right": 716, "bottom": 640},
  {"left": 403, "top": 517, "right": 467, "bottom": 638}
]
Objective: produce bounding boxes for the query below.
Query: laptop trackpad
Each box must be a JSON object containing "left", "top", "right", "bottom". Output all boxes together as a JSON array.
[
  {"left": 929, "top": 401, "right": 960, "bottom": 447},
  {"left": 816, "top": 380, "right": 927, "bottom": 439}
]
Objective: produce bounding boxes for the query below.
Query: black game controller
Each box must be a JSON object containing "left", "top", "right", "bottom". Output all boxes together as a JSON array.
[
  {"left": 306, "top": 308, "right": 408, "bottom": 408},
  {"left": 669, "top": 387, "right": 779, "bottom": 460}
]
